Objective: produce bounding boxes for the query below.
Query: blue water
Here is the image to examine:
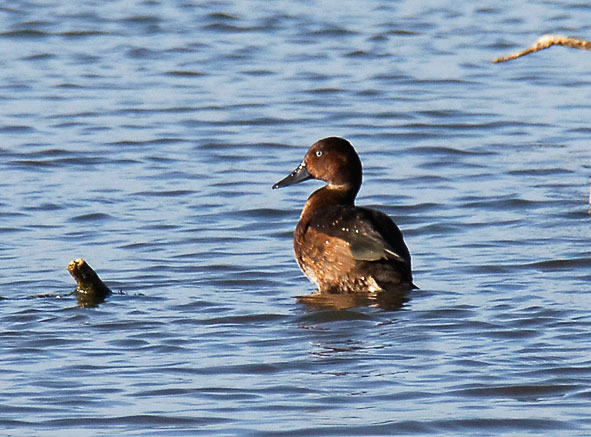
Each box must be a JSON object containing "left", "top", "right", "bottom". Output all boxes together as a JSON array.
[{"left": 0, "top": 1, "right": 590, "bottom": 435}]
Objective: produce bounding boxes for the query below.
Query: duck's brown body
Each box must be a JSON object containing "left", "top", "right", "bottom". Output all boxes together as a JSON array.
[{"left": 274, "top": 137, "right": 414, "bottom": 294}]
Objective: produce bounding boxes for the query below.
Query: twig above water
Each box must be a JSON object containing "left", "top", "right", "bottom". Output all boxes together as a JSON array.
[{"left": 493, "top": 34, "right": 591, "bottom": 63}]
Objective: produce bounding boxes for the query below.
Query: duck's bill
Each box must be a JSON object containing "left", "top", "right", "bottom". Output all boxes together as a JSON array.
[{"left": 272, "top": 162, "right": 312, "bottom": 189}]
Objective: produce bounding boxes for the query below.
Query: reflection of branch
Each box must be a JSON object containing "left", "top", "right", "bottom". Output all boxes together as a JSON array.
[{"left": 493, "top": 34, "right": 591, "bottom": 63}]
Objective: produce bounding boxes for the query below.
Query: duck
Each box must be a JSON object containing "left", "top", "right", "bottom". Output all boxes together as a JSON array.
[{"left": 273, "top": 137, "right": 415, "bottom": 294}]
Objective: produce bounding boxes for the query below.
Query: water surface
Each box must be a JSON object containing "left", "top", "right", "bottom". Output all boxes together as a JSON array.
[{"left": 0, "top": 0, "right": 590, "bottom": 435}]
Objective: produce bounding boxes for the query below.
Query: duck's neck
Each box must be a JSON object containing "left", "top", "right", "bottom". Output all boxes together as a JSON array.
[{"left": 300, "top": 184, "right": 359, "bottom": 222}]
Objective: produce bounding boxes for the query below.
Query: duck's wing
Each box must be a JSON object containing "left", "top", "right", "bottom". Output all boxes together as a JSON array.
[
  {"left": 309, "top": 206, "right": 411, "bottom": 266},
  {"left": 350, "top": 234, "right": 406, "bottom": 263}
]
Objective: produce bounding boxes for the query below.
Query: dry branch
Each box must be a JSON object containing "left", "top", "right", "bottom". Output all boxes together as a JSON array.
[{"left": 493, "top": 34, "right": 591, "bottom": 63}]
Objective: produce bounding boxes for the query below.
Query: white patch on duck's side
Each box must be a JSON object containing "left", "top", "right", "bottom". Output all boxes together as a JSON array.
[
  {"left": 360, "top": 275, "right": 383, "bottom": 293},
  {"left": 300, "top": 263, "right": 319, "bottom": 287}
]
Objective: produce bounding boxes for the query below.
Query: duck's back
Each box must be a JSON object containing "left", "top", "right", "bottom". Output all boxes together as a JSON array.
[{"left": 295, "top": 204, "right": 413, "bottom": 293}]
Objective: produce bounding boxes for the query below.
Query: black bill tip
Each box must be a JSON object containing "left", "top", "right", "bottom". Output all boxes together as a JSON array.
[{"left": 272, "top": 163, "right": 312, "bottom": 189}]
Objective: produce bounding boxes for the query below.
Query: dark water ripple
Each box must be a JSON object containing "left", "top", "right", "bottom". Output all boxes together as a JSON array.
[{"left": 0, "top": 0, "right": 590, "bottom": 435}]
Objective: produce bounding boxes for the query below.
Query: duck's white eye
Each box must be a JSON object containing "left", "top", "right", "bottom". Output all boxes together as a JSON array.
[{"left": 315, "top": 150, "right": 323, "bottom": 157}]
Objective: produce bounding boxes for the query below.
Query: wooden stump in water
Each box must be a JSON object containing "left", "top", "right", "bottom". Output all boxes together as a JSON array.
[{"left": 67, "top": 258, "right": 112, "bottom": 307}]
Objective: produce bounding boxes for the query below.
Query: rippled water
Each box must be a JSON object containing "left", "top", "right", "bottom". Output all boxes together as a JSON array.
[{"left": 1, "top": 0, "right": 590, "bottom": 435}]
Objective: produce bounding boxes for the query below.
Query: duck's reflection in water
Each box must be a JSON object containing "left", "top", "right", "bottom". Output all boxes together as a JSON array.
[{"left": 297, "top": 290, "right": 410, "bottom": 311}]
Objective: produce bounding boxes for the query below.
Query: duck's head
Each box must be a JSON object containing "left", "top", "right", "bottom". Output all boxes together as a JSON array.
[{"left": 273, "top": 137, "right": 362, "bottom": 192}]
